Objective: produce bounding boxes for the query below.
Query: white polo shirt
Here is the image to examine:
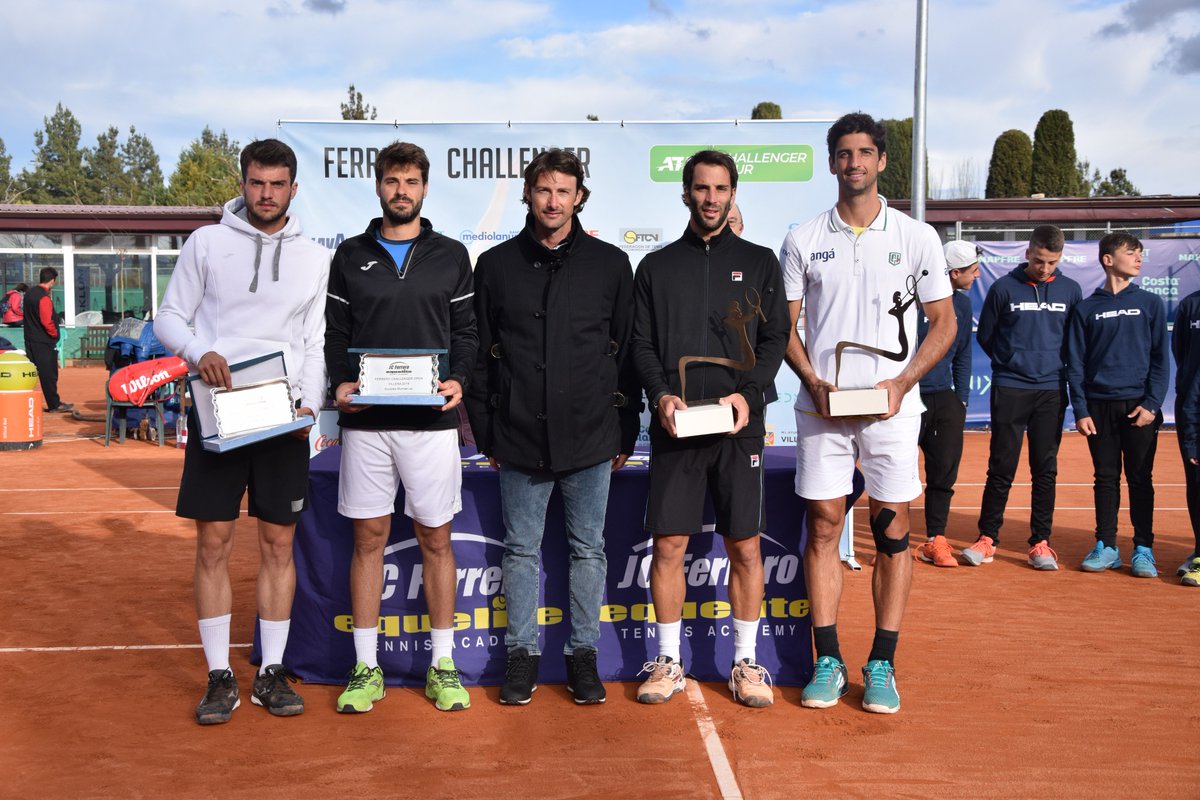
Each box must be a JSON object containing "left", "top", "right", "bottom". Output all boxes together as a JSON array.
[{"left": 780, "top": 196, "right": 950, "bottom": 418}]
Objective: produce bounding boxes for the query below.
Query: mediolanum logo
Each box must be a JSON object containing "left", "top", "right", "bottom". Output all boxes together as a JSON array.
[{"left": 651, "top": 144, "right": 814, "bottom": 183}]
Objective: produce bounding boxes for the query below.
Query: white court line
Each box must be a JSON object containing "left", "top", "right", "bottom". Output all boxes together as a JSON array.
[
  {"left": 906, "top": 506, "right": 1189, "bottom": 511},
  {"left": 0, "top": 643, "right": 252, "bottom": 653},
  {"left": 0, "top": 487, "right": 179, "bottom": 492},
  {"left": 685, "top": 679, "right": 743, "bottom": 800},
  {"left": 940, "top": 483, "right": 1186, "bottom": 487},
  {"left": 2, "top": 510, "right": 180, "bottom": 516}
]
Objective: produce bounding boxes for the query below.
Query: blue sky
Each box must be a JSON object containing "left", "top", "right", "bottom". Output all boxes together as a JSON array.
[{"left": 2, "top": 0, "right": 1197, "bottom": 197}]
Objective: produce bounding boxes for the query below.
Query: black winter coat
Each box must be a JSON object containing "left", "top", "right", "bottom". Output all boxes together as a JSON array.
[{"left": 466, "top": 217, "right": 642, "bottom": 472}]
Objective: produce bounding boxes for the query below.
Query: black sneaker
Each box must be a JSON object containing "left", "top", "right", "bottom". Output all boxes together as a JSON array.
[
  {"left": 499, "top": 647, "right": 539, "bottom": 705},
  {"left": 565, "top": 647, "right": 606, "bottom": 705},
  {"left": 195, "top": 668, "right": 239, "bottom": 725},
  {"left": 251, "top": 664, "right": 304, "bottom": 716}
]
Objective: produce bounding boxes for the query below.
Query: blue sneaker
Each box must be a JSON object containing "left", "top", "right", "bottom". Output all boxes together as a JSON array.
[
  {"left": 1080, "top": 541, "right": 1121, "bottom": 572},
  {"left": 1130, "top": 546, "right": 1157, "bottom": 578},
  {"left": 801, "top": 656, "right": 848, "bottom": 708},
  {"left": 861, "top": 659, "right": 901, "bottom": 714}
]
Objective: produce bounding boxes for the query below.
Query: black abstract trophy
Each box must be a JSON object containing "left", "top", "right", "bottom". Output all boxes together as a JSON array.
[
  {"left": 673, "top": 290, "right": 765, "bottom": 437},
  {"left": 828, "top": 270, "right": 927, "bottom": 417}
]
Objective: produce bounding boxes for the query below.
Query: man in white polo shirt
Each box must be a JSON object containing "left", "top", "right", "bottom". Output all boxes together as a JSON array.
[{"left": 780, "top": 112, "right": 955, "bottom": 714}]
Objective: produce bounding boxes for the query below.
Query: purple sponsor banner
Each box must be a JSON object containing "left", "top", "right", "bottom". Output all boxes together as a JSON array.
[
  {"left": 259, "top": 446, "right": 833, "bottom": 687},
  {"left": 962, "top": 238, "right": 1200, "bottom": 425}
]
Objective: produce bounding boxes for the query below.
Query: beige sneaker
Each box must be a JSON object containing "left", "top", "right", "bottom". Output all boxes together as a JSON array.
[
  {"left": 636, "top": 656, "right": 685, "bottom": 704},
  {"left": 728, "top": 659, "right": 774, "bottom": 707}
]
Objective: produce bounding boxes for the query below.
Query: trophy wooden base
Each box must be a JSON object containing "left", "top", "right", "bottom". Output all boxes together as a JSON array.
[
  {"left": 828, "top": 388, "right": 888, "bottom": 417},
  {"left": 674, "top": 400, "right": 735, "bottom": 438}
]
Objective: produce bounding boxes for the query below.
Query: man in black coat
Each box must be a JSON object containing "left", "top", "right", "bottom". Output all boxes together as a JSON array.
[{"left": 466, "top": 148, "right": 641, "bottom": 706}]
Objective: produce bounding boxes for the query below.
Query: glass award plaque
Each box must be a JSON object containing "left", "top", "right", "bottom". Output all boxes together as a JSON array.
[{"left": 346, "top": 348, "right": 447, "bottom": 406}]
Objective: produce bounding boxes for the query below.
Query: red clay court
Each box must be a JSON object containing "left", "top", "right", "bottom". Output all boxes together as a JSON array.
[{"left": 2, "top": 366, "right": 1197, "bottom": 799}]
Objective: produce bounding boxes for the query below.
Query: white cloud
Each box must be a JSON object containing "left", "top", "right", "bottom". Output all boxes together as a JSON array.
[{"left": 2, "top": 0, "right": 1197, "bottom": 195}]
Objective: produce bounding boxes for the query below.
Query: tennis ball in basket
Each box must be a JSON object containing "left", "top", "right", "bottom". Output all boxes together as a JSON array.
[{"left": 0, "top": 351, "right": 38, "bottom": 391}]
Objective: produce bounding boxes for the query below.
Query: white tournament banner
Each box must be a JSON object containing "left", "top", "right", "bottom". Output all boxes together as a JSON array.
[{"left": 278, "top": 119, "right": 839, "bottom": 445}]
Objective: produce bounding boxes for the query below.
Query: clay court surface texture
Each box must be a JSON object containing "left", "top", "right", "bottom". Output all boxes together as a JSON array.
[{"left": 2, "top": 366, "right": 1197, "bottom": 799}]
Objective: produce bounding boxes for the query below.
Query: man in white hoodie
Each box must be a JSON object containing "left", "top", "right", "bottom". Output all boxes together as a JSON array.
[{"left": 156, "top": 139, "right": 330, "bottom": 725}]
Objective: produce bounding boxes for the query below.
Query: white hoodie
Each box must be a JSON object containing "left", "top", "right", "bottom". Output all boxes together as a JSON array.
[{"left": 155, "top": 197, "right": 331, "bottom": 413}]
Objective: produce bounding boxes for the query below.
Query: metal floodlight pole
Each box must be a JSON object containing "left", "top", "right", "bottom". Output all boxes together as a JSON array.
[{"left": 912, "top": 0, "right": 929, "bottom": 221}]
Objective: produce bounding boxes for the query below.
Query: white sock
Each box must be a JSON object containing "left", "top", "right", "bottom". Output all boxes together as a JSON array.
[
  {"left": 733, "top": 617, "right": 758, "bottom": 664},
  {"left": 198, "top": 614, "right": 231, "bottom": 673},
  {"left": 430, "top": 627, "right": 454, "bottom": 664},
  {"left": 258, "top": 618, "right": 291, "bottom": 675},
  {"left": 657, "top": 620, "right": 682, "bottom": 663},
  {"left": 353, "top": 626, "right": 379, "bottom": 670}
]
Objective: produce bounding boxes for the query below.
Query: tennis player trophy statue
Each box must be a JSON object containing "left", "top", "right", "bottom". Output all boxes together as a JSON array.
[
  {"left": 827, "top": 270, "right": 928, "bottom": 417},
  {"left": 673, "top": 289, "right": 765, "bottom": 437}
]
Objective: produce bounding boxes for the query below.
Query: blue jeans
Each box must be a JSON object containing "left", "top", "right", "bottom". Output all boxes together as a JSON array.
[{"left": 498, "top": 460, "right": 611, "bottom": 655}]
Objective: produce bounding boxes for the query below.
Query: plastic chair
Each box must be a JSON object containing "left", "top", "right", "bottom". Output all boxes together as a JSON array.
[{"left": 105, "top": 383, "right": 168, "bottom": 446}]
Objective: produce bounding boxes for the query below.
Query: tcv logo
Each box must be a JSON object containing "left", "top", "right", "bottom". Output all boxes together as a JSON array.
[{"left": 361, "top": 260, "right": 378, "bottom": 271}]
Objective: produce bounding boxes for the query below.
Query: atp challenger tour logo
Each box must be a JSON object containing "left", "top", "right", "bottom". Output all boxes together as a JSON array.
[{"left": 651, "top": 144, "right": 814, "bottom": 182}]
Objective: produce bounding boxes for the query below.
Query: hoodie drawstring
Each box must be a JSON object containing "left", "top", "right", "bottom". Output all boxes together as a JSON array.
[
  {"left": 248, "top": 234, "right": 282, "bottom": 293},
  {"left": 249, "top": 235, "right": 263, "bottom": 293}
]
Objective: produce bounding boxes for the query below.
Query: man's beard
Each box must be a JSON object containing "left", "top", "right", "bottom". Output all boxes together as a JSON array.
[
  {"left": 689, "top": 199, "right": 731, "bottom": 233},
  {"left": 246, "top": 200, "right": 288, "bottom": 229},
  {"left": 381, "top": 194, "right": 423, "bottom": 226}
]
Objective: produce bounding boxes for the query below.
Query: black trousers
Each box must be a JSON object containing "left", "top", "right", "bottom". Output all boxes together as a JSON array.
[
  {"left": 1085, "top": 398, "right": 1160, "bottom": 548},
  {"left": 918, "top": 389, "right": 966, "bottom": 536},
  {"left": 25, "top": 339, "right": 60, "bottom": 409},
  {"left": 1180, "top": 437, "right": 1200, "bottom": 553},
  {"left": 978, "top": 386, "right": 1066, "bottom": 546}
]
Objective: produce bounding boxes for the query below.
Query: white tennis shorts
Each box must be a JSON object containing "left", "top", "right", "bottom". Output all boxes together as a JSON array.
[
  {"left": 793, "top": 410, "right": 922, "bottom": 503},
  {"left": 338, "top": 428, "right": 462, "bottom": 526}
]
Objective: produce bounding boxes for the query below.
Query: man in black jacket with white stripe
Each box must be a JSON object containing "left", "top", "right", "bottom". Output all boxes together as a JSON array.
[{"left": 325, "top": 141, "right": 478, "bottom": 715}]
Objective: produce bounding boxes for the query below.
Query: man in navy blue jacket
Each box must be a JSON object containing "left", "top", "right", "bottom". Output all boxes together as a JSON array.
[
  {"left": 966, "top": 225, "right": 1082, "bottom": 570},
  {"left": 1066, "top": 232, "right": 1168, "bottom": 577},
  {"left": 1172, "top": 285, "right": 1200, "bottom": 586},
  {"left": 915, "top": 241, "right": 979, "bottom": 568}
]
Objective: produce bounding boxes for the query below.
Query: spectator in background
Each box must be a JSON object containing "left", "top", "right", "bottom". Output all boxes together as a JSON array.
[
  {"left": 967, "top": 225, "right": 1081, "bottom": 571},
  {"left": 727, "top": 204, "right": 744, "bottom": 236},
  {"left": 2, "top": 283, "right": 26, "bottom": 326},
  {"left": 915, "top": 241, "right": 979, "bottom": 568},
  {"left": 23, "top": 270, "right": 72, "bottom": 413}
]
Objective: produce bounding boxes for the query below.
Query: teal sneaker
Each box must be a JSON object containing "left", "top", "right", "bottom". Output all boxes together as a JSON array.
[
  {"left": 1080, "top": 541, "right": 1121, "bottom": 572},
  {"left": 337, "top": 661, "right": 385, "bottom": 713},
  {"left": 800, "top": 655, "right": 848, "bottom": 709},
  {"left": 425, "top": 656, "right": 471, "bottom": 711},
  {"left": 861, "top": 659, "right": 901, "bottom": 714},
  {"left": 1130, "top": 546, "right": 1158, "bottom": 578}
]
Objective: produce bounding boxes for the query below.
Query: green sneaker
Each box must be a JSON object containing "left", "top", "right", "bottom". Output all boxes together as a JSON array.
[
  {"left": 861, "top": 659, "right": 901, "bottom": 714},
  {"left": 337, "top": 661, "right": 385, "bottom": 713},
  {"left": 425, "top": 656, "right": 471, "bottom": 711}
]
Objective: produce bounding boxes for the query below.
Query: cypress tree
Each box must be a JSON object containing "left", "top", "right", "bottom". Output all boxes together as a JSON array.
[
  {"left": 1031, "top": 109, "right": 1083, "bottom": 197},
  {"left": 985, "top": 129, "right": 1033, "bottom": 198}
]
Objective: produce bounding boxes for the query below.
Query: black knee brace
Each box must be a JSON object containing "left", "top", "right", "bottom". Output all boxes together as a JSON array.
[{"left": 870, "top": 509, "right": 909, "bottom": 557}]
